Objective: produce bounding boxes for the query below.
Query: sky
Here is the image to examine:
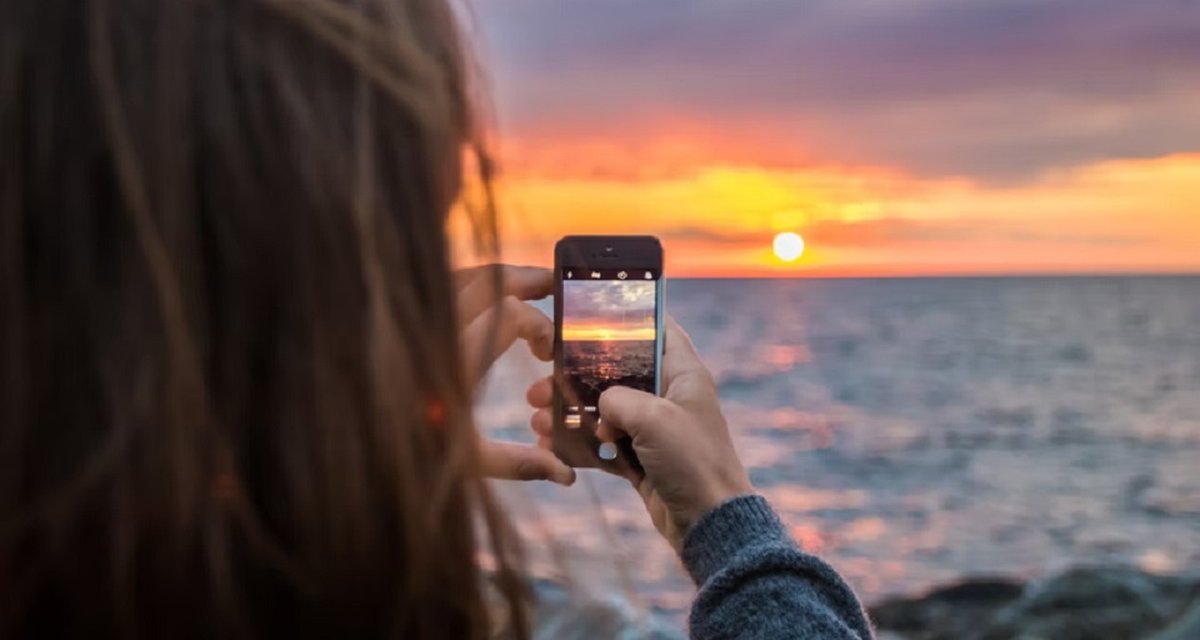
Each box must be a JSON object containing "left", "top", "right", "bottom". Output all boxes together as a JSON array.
[
  {"left": 465, "top": 0, "right": 1200, "bottom": 277},
  {"left": 562, "top": 280, "right": 656, "bottom": 341}
]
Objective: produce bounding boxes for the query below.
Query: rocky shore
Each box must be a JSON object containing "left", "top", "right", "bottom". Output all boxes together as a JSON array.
[
  {"left": 870, "top": 566, "right": 1200, "bottom": 640},
  {"left": 498, "top": 565, "right": 1200, "bottom": 639}
]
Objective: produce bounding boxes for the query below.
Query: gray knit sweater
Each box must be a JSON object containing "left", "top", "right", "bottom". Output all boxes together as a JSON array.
[{"left": 682, "top": 495, "right": 874, "bottom": 639}]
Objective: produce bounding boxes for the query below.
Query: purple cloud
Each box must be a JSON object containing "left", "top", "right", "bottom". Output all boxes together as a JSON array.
[
  {"left": 477, "top": 0, "right": 1200, "bottom": 181},
  {"left": 563, "top": 280, "right": 656, "bottom": 324}
]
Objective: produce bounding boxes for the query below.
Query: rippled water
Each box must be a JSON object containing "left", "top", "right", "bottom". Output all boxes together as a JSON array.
[{"left": 478, "top": 276, "right": 1200, "bottom": 617}]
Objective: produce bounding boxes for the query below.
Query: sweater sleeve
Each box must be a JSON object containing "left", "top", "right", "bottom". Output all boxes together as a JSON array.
[{"left": 681, "top": 495, "right": 874, "bottom": 640}]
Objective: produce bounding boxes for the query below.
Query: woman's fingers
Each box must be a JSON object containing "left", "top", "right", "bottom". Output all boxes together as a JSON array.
[
  {"left": 455, "top": 264, "right": 552, "bottom": 296},
  {"left": 598, "top": 385, "right": 671, "bottom": 442},
  {"left": 461, "top": 296, "right": 553, "bottom": 385},
  {"left": 594, "top": 416, "right": 619, "bottom": 444},
  {"left": 530, "top": 408, "right": 553, "bottom": 437},
  {"left": 455, "top": 265, "right": 553, "bottom": 327},
  {"left": 526, "top": 376, "right": 553, "bottom": 409},
  {"left": 480, "top": 439, "right": 575, "bottom": 486}
]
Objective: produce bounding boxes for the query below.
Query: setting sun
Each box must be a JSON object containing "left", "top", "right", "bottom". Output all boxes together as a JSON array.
[{"left": 773, "top": 232, "right": 806, "bottom": 262}]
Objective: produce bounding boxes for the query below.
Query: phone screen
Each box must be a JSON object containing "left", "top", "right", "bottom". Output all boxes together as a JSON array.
[{"left": 560, "top": 268, "right": 661, "bottom": 428}]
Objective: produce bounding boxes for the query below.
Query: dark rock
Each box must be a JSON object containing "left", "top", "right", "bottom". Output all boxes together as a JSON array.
[
  {"left": 872, "top": 567, "right": 1200, "bottom": 640},
  {"left": 869, "top": 578, "right": 1025, "bottom": 640},
  {"left": 982, "top": 567, "right": 1200, "bottom": 640},
  {"left": 1150, "top": 600, "right": 1200, "bottom": 640}
]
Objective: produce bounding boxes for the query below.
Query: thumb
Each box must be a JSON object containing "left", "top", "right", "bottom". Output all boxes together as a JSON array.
[
  {"left": 598, "top": 386, "right": 670, "bottom": 442},
  {"left": 661, "top": 316, "right": 708, "bottom": 389}
]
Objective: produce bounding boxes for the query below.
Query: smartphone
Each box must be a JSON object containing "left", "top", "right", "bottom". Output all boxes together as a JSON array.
[{"left": 553, "top": 236, "right": 664, "bottom": 469}]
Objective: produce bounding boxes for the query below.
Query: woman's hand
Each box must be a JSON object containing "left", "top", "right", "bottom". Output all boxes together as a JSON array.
[
  {"left": 527, "top": 317, "right": 751, "bottom": 549},
  {"left": 456, "top": 264, "right": 575, "bottom": 486}
]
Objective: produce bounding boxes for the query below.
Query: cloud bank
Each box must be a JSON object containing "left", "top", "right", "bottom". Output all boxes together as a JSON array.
[{"left": 478, "top": 0, "right": 1200, "bottom": 182}]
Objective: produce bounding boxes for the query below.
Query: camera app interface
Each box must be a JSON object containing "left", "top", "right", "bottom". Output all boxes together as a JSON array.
[{"left": 561, "top": 269, "right": 659, "bottom": 428}]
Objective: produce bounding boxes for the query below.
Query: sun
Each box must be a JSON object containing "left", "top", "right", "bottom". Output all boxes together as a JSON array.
[{"left": 773, "top": 231, "right": 806, "bottom": 262}]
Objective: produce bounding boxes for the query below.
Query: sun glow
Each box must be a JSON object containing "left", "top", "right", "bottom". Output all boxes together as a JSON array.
[{"left": 773, "top": 232, "right": 806, "bottom": 262}]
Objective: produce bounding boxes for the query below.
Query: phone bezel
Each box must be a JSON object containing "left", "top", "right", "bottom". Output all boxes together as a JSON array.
[{"left": 553, "top": 235, "right": 664, "bottom": 469}]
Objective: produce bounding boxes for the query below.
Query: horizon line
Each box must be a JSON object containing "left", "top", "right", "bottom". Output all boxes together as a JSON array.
[{"left": 659, "top": 270, "right": 1200, "bottom": 280}]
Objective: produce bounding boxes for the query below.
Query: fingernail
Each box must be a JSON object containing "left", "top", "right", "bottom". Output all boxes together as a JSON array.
[
  {"left": 597, "top": 442, "right": 618, "bottom": 461},
  {"left": 551, "top": 465, "right": 573, "bottom": 486}
]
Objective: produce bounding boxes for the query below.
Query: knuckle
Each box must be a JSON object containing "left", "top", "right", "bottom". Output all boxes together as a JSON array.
[
  {"left": 535, "top": 318, "right": 553, "bottom": 342},
  {"left": 498, "top": 296, "right": 524, "bottom": 326},
  {"left": 647, "top": 399, "right": 678, "bottom": 425},
  {"left": 514, "top": 460, "right": 547, "bottom": 481}
]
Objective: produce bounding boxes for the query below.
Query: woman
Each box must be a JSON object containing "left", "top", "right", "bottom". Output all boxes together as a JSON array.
[{"left": 0, "top": 0, "right": 872, "bottom": 638}]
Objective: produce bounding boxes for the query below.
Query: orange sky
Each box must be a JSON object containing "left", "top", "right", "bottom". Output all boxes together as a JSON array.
[
  {"left": 455, "top": 148, "right": 1200, "bottom": 278},
  {"left": 459, "top": 0, "right": 1200, "bottom": 278}
]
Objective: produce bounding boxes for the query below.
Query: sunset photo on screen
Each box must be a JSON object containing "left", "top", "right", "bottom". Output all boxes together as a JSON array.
[{"left": 562, "top": 280, "right": 657, "bottom": 409}]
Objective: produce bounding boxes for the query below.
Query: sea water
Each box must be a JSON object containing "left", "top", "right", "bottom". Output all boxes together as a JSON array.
[{"left": 478, "top": 276, "right": 1200, "bottom": 614}]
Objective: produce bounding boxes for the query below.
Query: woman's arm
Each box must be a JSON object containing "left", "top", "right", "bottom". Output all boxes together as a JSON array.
[
  {"left": 527, "top": 317, "right": 874, "bottom": 638},
  {"left": 682, "top": 495, "right": 872, "bottom": 640}
]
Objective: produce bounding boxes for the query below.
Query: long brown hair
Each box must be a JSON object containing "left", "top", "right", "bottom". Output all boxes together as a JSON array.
[{"left": 0, "top": 0, "right": 526, "bottom": 637}]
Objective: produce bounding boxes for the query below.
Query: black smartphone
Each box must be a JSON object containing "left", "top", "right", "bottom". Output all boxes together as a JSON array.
[{"left": 553, "top": 235, "right": 664, "bottom": 469}]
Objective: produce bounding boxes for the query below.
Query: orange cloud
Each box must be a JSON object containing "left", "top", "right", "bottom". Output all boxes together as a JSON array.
[{"left": 496, "top": 116, "right": 820, "bottom": 182}]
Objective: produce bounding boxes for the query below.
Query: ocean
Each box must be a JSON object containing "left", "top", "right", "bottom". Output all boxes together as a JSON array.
[
  {"left": 564, "top": 339, "right": 657, "bottom": 406},
  {"left": 478, "top": 276, "right": 1200, "bottom": 616}
]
